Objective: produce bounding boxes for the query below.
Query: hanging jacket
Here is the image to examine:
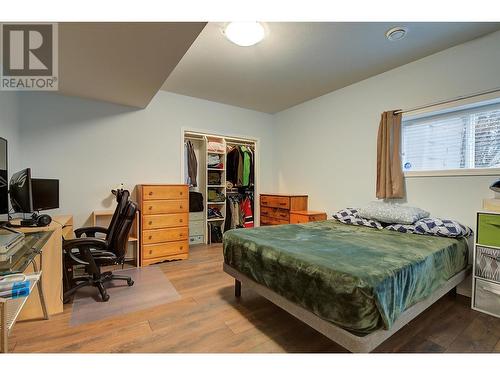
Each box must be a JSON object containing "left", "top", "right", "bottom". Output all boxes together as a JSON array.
[
  {"left": 241, "top": 146, "right": 251, "bottom": 187},
  {"left": 186, "top": 140, "right": 198, "bottom": 187},
  {"left": 226, "top": 146, "right": 240, "bottom": 184},
  {"left": 241, "top": 197, "right": 254, "bottom": 228}
]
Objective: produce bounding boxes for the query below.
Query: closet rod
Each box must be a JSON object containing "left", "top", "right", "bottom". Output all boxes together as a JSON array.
[
  {"left": 226, "top": 141, "right": 255, "bottom": 147},
  {"left": 184, "top": 131, "right": 256, "bottom": 145},
  {"left": 394, "top": 86, "right": 500, "bottom": 115}
]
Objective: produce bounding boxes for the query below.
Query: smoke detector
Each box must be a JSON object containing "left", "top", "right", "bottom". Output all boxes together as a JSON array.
[{"left": 385, "top": 26, "right": 408, "bottom": 41}]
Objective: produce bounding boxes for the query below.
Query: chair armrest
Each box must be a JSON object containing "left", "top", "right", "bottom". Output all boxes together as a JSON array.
[
  {"left": 63, "top": 237, "right": 108, "bottom": 251},
  {"left": 74, "top": 226, "right": 108, "bottom": 238},
  {"left": 63, "top": 238, "right": 109, "bottom": 267}
]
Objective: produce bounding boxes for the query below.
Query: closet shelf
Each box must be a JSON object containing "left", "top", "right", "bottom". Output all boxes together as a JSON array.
[
  {"left": 207, "top": 168, "right": 225, "bottom": 171},
  {"left": 207, "top": 201, "right": 225, "bottom": 204},
  {"left": 208, "top": 218, "right": 225, "bottom": 222},
  {"left": 207, "top": 185, "right": 225, "bottom": 188},
  {"left": 208, "top": 151, "right": 225, "bottom": 155}
]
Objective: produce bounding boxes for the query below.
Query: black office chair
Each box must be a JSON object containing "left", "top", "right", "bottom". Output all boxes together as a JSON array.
[
  {"left": 63, "top": 200, "right": 138, "bottom": 302},
  {"left": 74, "top": 189, "right": 130, "bottom": 242}
]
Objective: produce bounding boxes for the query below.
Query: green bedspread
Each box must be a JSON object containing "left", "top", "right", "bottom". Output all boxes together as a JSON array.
[{"left": 223, "top": 220, "right": 468, "bottom": 335}]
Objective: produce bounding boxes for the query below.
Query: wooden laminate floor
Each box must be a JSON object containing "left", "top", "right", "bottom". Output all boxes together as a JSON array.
[{"left": 10, "top": 244, "right": 500, "bottom": 353}]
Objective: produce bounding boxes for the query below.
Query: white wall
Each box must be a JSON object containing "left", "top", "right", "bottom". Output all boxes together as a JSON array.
[
  {"left": 273, "top": 30, "right": 500, "bottom": 229},
  {"left": 0, "top": 92, "right": 21, "bottom": 174},
  {"left": 18, "top": 91, "right": 275, "bottom": 227}
]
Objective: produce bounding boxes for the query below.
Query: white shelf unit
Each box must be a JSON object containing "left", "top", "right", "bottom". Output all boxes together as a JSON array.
[
  {"left": 183, "top": 131, "right": 258, "bottom": 244},
  {"left": 206, "top": 136, "right": 227, "bottom": 244},
  {"left": 1, "top": 272, "right": 46, "bottom": 353}
]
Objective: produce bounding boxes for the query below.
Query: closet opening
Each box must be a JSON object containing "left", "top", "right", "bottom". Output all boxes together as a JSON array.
[{"left": 182, "top": 131, "right": 259, "bottom": 245}]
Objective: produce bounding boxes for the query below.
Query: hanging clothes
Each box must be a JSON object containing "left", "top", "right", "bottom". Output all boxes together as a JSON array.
[
  {"left": 241, "top": 196, "right": 254, "bottom": 228},
  {"left": 237, "top": 147, "right": 244, "bottom": 186},
  {"left": 225, "top": 190, "right": 254, "bottom": 230},
  {"left": 241, "top": 146, "right": 251, "bottom": 187},
  {"left": 226, "top": 146, "right": 240, "bottom": 184},
  {"left": 185, "top": 140, "right": 198, "bottom": 187}
]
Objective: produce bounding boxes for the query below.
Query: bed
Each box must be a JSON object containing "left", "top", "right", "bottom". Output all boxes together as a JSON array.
[{"left": 223, "top": 220, "right": 470, "bottom": 352}]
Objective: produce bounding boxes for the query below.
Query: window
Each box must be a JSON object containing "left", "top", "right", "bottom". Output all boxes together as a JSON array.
[{"left": 402, "top": 101, "right": 500, "bottom": 174}]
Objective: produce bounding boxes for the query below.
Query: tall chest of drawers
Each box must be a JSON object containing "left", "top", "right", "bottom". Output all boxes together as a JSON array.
[
  {"left": 138, "top": 184, "right": 189, "bottom": 266},
  {"left": 260, "top": 194, "right": 308, "bottom": 225},
  {"left": 472, "top": 211, "right": 500, "bottom": 318}
]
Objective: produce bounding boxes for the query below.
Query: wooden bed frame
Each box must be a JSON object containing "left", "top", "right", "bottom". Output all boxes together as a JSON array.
[{"left": 223, "top": 263, "right": 471, "bottom": 353}]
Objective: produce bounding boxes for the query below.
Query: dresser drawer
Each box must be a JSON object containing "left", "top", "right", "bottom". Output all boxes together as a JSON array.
[
  {"left": 260, "top": 215, "right": 289, "bottom": 226},
  {"left": 260, "top": 195, "right": 290, "bottom": 209},
  {"left": 143, "top": 241, "right": 188, "bottom": 260},
  {"left": 260, "top": 206, "right": 290, "bottom": 221},
  {"left": 143, "top": 227, "right": 189, "bottom": 244},
  {"left": 290, "top": 211, "right": 327, "bottom": 224},
  {"left": 142, "top": 213, "right": 188, "bottom": 230},
  {"left": 142, "top": 185, "right": 187, "bottom": 200},
  {"left": 474, "top": 279, "right": 500, "bottom": 317},
  {"left": 477, "top": 213, "right": 500, "bottom": 248},
  {"left": 476, "top": 246, "right": 500, "bottom": 283},
  {"left": 143, "top": 200, "right": 188, "bottom": 214}
]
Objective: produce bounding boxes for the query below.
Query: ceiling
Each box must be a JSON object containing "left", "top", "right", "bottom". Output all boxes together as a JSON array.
[
  {"left": 59, "top": 22, "right": 206, "bottom": 108},
  {"left": 162, "top": 22, "right": 500, "bottom": 113}
]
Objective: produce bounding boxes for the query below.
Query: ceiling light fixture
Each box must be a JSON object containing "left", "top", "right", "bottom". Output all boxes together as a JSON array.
[
  {"left": 223, "top": 22, "right": 265, "bottom": 47},
  {"left": 385, "top": 26, "right": 408, "bottom": 41}
]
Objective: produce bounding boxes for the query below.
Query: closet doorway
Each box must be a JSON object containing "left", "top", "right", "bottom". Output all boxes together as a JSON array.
[{"left": 182, "top": 130, "right": 259, "bottom": 245}]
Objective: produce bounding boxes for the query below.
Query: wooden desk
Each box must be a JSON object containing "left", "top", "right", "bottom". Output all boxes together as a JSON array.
[{"left": 15, "top": 215, "right": 73, "bottom": 320}]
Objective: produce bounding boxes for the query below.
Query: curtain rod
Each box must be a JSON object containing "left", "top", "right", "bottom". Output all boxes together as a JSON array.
[{"left": 394, "top": 87, "right": 500, "bottom": 115}]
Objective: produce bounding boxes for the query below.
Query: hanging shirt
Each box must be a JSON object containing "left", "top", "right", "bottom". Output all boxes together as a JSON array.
[
  {"left": 241, "top": 146, "right": 251, "bottom": 187},
  {"left": 241, "top": 197, "right": 254, "bottom": 228},
  {"left": 184, "top": 142, "right": 189, "bottom": 185},
  {"left": 226, "top": 146, "right": 240, "bottom": 184},
  {"left": 186, "top": 140, "right": 198, "bottom": 187}
]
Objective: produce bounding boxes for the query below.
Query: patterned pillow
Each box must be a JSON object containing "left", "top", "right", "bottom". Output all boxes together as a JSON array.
[
  {"left": 414, "top": 218, "right": 472, "bottom": 238},
  {"left": 332, "top": 208, "right": 359, "bottom": 220},
  {"left": 335, "top": 214, "right": 383, "bottom": 230},
  {"left": 385, "top": 223, "right": 417, "bottom": 234},
  {"left": 358, "top": 201, "right": 429, "bottom": 224}
]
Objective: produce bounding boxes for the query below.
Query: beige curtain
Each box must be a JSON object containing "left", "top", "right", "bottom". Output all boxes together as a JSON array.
[{"left": 376, "top": 110, "right": 404, "bottom": 199}]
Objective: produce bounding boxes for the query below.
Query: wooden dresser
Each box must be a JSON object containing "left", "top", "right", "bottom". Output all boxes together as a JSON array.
[
  {"left": 260, "top": 194, "right": 308, "bottom": 226},
  {"left": 290, "top": 210, "right": 327, "bottom": 224},
  {"left": 138, "top": 184, "right": 189, "bottom": 266}
]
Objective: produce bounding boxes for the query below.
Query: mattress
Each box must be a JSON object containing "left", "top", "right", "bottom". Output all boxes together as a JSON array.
[{"left": 223, "top": 220, "right": 468, "bottom": 335}]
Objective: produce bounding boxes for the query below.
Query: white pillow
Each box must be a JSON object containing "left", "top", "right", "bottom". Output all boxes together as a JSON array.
[{"left": 358, "top": 201, "right": 429, "bottom": 224}]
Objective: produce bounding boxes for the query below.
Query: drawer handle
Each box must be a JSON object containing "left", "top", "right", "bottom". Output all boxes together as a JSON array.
[
  {"left": 148, "top": 236, "right": 152, "bottom": 240},
  {"left": 179, "top": 233, "right": 184, "bottom": 237},
  {"left": 180, "top": 192, "right": 183, "bottom": 196},
  {"left": 148, "top": 192, "right": 153, "bottom": 196},
  {"left": 179, "top": 219, "right": 183, "bottom": 223},
  {"left": 482, "top": 286, "right": 500, "bottom": 296},
  {"left": 279, "top": 202, "right": 286, "bottom": 206},
  {"left": 149, "top": 250, "right": 153, "bottom": 255},
  {"left": 179, "top": 205, "right": 184, "bottom": 209},
  {"left": 148, "top": 206, "right": 153, "bottom": 210},
  {"left": 148, "top": 221, "right": 152, "bottom": 225},
  {"left": 180, "top": 246, "right": 183, "bottom": 250},
  {"left": 280, "top": 214, "right": 287, "bottom": 218}
]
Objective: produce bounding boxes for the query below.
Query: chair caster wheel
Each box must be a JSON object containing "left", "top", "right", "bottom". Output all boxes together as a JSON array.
[
  {"left": 101, "top": 294, "right": 110, "bottom": 302},
  {"left": 127, "top": 280, "right": 134, "bottom": 286}
]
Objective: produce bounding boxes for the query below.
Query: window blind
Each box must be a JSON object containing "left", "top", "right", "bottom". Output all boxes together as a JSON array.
[{"left": 402, "top": 101, "right": 500, "bottom": 172}]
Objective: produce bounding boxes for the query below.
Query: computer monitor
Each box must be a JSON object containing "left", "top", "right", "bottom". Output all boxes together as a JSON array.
[
  {"left": 32, "top": 179, "right": 59, "bottom": 211},
  {"left": 0, "top": 137, "right": 7, "bottom": 215},
  {"left": 9, "top": 168, "right": 33, "bottom": 214}
]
